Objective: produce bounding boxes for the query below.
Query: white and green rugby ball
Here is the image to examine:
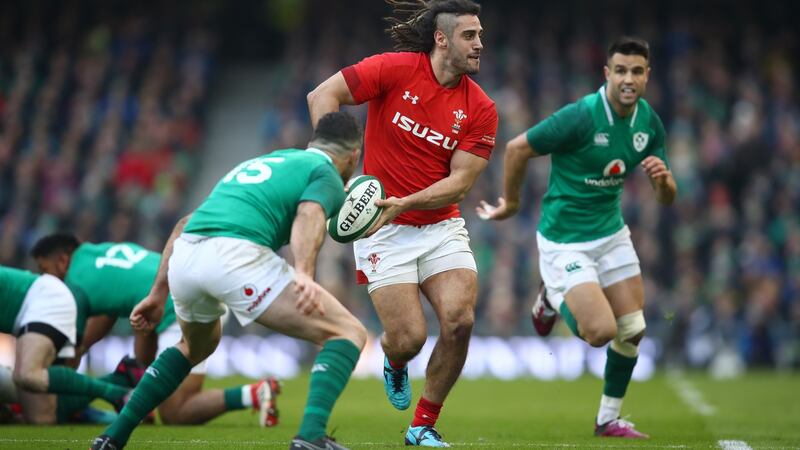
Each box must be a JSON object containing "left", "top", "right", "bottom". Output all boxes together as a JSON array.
[{"left": 327, "top": 175, "right": 385, "bottom": 243}]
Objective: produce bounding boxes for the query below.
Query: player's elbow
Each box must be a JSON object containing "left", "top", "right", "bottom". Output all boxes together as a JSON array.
[
  {"left": 306, "top": 85, "right": 327, "bottom": 112},
  {"left": 306, "top": 88, "right": 318, "bottom": 109}
]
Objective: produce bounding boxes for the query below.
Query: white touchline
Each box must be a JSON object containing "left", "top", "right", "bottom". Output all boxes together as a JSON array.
[
  {"left": 718, "top": 440, "right": 753, "bottom": 450},
  {"left": 666, "top": 370, "right": 717, "bottom": 416},
  {"left": 0, "top": 439, "right": 692, "bottom": 448}
]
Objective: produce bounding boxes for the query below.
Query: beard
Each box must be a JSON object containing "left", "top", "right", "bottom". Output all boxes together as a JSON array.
[{"left": 448, "top": 49, "right": 480, "bottom": 75}]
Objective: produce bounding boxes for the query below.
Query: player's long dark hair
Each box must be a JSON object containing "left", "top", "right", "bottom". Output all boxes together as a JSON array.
[{"left": 384, "top": 0, "right": 481, "bottom": 53}]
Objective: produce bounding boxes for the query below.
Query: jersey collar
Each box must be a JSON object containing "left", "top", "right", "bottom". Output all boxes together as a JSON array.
[
  {"left": 306, "top": 147, "right": 333, "bottom": 164},
  {"left": 599, "top": 85, "right": 638, "bottom": 128}
]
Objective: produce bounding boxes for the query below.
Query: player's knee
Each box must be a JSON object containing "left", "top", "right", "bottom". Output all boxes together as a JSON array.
[
  {"left": 582, "top": 321, "right": 617, "bottom": 347},
  {"left": 440, "top": 309, "right": 474, "bottom": 343},
  {"left": 610, "top": 311, "right": 646, "bottom": 357},
  {"left": 183, "top": 340, "right": 217, "bottom": 367},
  {"left": 12, "top": 368, "right": 46, "bottom": 393},
  {"left": 390, "top": 330, "right": 427, "bottom": 359},
  {"left": 344, "top": 320, "right": 368, "bottom": 350}
]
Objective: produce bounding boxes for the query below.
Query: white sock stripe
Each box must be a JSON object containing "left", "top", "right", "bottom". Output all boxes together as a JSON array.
[{"left": 241, "top": 384, "right": 253, "bottom": 407}]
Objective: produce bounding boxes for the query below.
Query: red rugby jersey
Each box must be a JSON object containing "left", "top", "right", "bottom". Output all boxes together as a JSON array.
[{"left": 342, "top": 52, "right": 498, "bottom": 225}]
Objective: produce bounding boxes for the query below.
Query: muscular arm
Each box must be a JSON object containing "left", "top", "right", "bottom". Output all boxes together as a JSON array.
[
  {"left": 148, "top": 214, "right": 191, "bottom": 302},
  {"left": 501, "top": 132, "right": 539, "bottom": 214},
  {"left": 477, "top": 132, "right": 547, "bottom": 221},
  {"left": 307, "top": 72, "right": 356, "bottom": 128},
  {"left": 289, "top": 202, "right": 327, "bottom": 278},
  {"left": 369, "top": 151, "right": 488, "bottom": 234},
  {"left": 78, "top": 315, "right": 117, "bottom": 356},
  {"left": 404, "top": 150, "right": 488, "bottom": 210}
]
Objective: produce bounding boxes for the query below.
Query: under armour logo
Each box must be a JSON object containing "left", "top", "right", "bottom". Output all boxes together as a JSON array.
[
  {"left": 146, "top": 367, "right": 160, "bottom": 378},
  {"left": 403, "top": 91, "right": 419, "bottom": 104}
]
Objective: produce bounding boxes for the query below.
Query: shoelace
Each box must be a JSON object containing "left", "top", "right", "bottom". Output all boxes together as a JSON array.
[
  {"left": 390, "top": 367, "right": 405, "bottom": 393},
  {"left": 614, "top": 416, "right": 636, "bottom": 429},
  {"left": 423, "top": 426, "right": 443, "bottom": 442}
]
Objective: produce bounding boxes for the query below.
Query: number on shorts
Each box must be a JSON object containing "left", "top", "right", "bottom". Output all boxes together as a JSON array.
[
  {"left": 222, "top": 157, "right": 285, "bottom": 185},
  {"left": 95, "top": 244, "right": 149, "bottom": 269}
]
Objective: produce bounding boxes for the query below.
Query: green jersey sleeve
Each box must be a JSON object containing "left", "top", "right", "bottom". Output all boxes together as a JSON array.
[
  {"left": 299, "top": 165, "right": 346, "bottom": 219},
  {"left": 650, "top": 112, "right": 669, "bottom": 168},
  {"left": 526, "top": 102, "right": 593, "bottom": 156}
]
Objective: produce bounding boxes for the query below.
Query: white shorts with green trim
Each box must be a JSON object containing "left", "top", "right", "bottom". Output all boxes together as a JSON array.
[{"left": 537, "top": 226, "right": 641, "bottom": 310}]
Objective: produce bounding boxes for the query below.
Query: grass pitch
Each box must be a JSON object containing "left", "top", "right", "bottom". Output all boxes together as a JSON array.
[{"left": 1, "top": 371, "right": 798, "bottom": 449}]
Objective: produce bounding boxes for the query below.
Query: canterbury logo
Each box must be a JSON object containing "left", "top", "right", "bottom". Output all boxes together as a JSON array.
[
  {"left": 311, "top": 363, "right": 329, "bottom": 373},
  {"left": 145, "top": 367, "right": 160, "bottom": 378},
  {"left": 565, "top": 262, "right": 582, "bottom": 273},
  {"left": 391, "top": 112, "right": 458, "bottom": 150}
]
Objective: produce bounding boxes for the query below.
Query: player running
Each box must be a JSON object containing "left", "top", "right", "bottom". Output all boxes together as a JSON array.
[
  {"left": 0, "top": 265, "right": 132, "bottom": 424},
  {"left": 307, "top": 0, "right": 497, "bottom": 446},
  {"left": 31, "top": 234, "right": 280, "bottom": 426},
  {"left": 91, "top": 111, "right": 367, "bottom": 450},
  {"left": 478, "top": 36, "right": 676, "bottom": 438}
]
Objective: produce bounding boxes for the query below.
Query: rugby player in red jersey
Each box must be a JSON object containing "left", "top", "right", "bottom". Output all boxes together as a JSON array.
[{"left": 308, "top": 1, "right": 497, "bottom": 446}]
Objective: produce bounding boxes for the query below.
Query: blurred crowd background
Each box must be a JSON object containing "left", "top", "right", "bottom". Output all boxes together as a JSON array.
[{"left": 1, "top": 0, "right": 798, "bottom": 372}]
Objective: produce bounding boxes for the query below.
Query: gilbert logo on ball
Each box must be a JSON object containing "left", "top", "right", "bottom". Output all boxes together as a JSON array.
[{"left": 327, "top": 175, "right": 385, "bottom": 243}]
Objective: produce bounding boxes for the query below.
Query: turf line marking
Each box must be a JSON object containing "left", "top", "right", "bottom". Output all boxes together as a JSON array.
[
  {"left": 718, "top": 440, "right": 752, "bottom": 450},
  {"left": 666, "top": 369, "right": 717, "bottom": 416},
  {"left": 0, "top": 438, "right": 691, "bottom": 448}
]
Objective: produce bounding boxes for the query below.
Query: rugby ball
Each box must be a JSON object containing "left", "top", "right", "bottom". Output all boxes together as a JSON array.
[{"left": 327, "top": 175, "right": 385, "bottom": 243}]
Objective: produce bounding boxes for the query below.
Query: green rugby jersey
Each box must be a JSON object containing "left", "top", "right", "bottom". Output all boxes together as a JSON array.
[
  {"left": 527, "top": 86, "right": 668, "bottom": 243},
  {"left": 66, "top": 242, "right": 177, "bottom": 334},
  {"left": 0, "top": 266, "right": 38, "bottom": 333},
  {"left": 185, "top": 148, "right": 346, "bottom": 250}
]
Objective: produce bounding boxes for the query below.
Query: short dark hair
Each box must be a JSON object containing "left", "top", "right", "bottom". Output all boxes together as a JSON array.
[
  {"left": 310, "top": 111, "right": 363, "bottom": 157},
  {"left": 607, "top": 36, "right": 650, "bottom": 61},
  {"left": 384, "top": 0, "right": 481, "bottom": 53},
  {"left": 30, "top": 233, "right": 81, "bottom": 258}
]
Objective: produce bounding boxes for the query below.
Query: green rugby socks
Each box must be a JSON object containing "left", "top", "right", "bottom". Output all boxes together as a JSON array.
[
  {"left": 46, "top": 366, "right": 128, "bottom": 403},
  {"left": 105, "top": 347, "right": 192, "bottom": 445},
  {"left": 298, "top": 339, "right": 360, "bottom": 441}
]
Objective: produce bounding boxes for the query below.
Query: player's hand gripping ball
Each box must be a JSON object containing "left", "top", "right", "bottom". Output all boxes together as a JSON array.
[{"left": 327, "top": 175, "right": 385, "bottom": 243}]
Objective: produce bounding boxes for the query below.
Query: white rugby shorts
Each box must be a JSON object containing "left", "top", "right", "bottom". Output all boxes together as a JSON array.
[
  {"left": 537, "top": 225, "right": 641, "bottom": 310},
  {"left": 13, "top": 274, "right": 77, "bottom": 358},
  {"left": 354, "top": 218, "right": 477, "bottom": 293},
  {"left": 168, "top": 234, "right": 294, "bottom": 326}
]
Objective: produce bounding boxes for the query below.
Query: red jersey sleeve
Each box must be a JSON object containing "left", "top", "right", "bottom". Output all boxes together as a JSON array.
[
  {"left": 457, "top": 100, "right": 498, "bottom": 160},
  {"left": 341, "top": 52, "right": 417, "bottom": 104}
]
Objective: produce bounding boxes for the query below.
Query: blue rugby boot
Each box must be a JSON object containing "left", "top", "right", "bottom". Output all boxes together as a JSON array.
[
  {"left": 383, "top": 356, "right": 411, "bottom": 410},
  {"left": 404, "top": 425, "right": 450, "bottom": 447}
]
